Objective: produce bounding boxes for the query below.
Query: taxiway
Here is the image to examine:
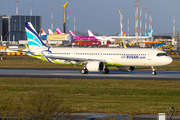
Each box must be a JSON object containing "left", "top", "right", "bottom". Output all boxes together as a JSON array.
[{"left": 0, "top": 68, "right": 179, "bottom": 80}]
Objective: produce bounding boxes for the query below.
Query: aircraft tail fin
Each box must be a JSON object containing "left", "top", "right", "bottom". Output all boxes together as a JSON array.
[
  {"left": 53, "top": 29, "right": 57, "bottom": 34},
  {"left": 123, "top": 31, "right": 126, "bottom": 36},
  {"left": 41, "top": 29, "right": 46, "bottom": 36},
  {"left": 88, "top": 30, "right": 94, "bottom": 36},
  {"left": 145, "top": 29, "right": 153, "bottom": 37},
  {"left": 48, "top": 29, "right": 54, "bottom": 35},
  {"left": 25, "top": 22, "right": 47, "bottom": 50},
  {"left": 118, "top": 31, "right": 126, "bottom": 37},
  {"left": 69, "top": 30, "right": 76, "bottom": 37},
  {"left": 56, "top": 28, "right": 63, "bottom": 34}
]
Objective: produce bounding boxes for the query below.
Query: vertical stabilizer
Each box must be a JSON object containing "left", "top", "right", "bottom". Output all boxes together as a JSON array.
[
  {"left": 56, "top": 28, "right": 63, "bottom": 34},
  {"left": 53, "top": 29, "right": 57, "bottom": 34},
  {"left": 41, "top": 29, "right": 46, "bottom": 36},
  {"left": 25, "top": 22, "right": 47, "bottom": 49},
  {"left": 87, "top": 30, "right": 94, "bottom": 36},
  {"left": 48, "top": 29, "right": 54, "bottom": 35},
  {"left": 69, "top": 30, "right": 76, "bottom": 37},
  {"left": 145, "top": 29, "right": 153, "bottom": 37},
  {"left": 123, "top": 31, "right": 126, "bottom": 36}
]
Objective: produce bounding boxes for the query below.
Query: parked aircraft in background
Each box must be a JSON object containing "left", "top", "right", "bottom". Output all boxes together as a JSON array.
[
  {"left": 56, "top": 28, "right": 64, "bottom": 34},
  {"left": 41, "top": 29, "right": 47, "bottom": 40},
  {"left": 118, "top": 31, "right": 126, "bottom": 37},
  {"left": 88, "top": 29, "right": 153, "bottom": 42},
  {"left": 25, "top": 22, "right": 173, "bottom": 75},
  {"left": 53, "top": 29, "right": 57, "bottom": 34},
  {"left": 69, "top": 30, "right": 98, "bottom": 41},
  {"left": 48, "top": 29, "right": 54, "bottom": 35},
  {"left": 145, "top": 29, "right": 153, "bottom": 37}
]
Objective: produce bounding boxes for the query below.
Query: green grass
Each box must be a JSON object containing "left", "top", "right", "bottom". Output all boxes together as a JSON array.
[
  {"left": 0, "top": 56, "right": 180, "bottom": 115},
  {"left": 0, "top": 78, "right": 180, "bottom": 115}
]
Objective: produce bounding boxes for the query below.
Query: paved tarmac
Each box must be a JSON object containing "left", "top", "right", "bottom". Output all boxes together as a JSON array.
[
  {"left": 0, "top": 68, "right": 179, "bottom": 80},
  {"left": 63, "top": 113, "right": 180, "bottom": 120}
]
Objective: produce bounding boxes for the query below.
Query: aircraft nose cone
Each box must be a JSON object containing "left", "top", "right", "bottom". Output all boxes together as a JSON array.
[{"left": 166, "top": 57, "right": 173, "bottom": 65}]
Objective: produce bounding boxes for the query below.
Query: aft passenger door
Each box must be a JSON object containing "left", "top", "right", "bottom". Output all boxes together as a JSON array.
[{"left": 147, "top": 51, "right": 152, "bottom": 60}]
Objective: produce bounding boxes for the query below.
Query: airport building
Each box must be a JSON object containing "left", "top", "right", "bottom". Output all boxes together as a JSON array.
[{"left": 0, "top": 15, "right": 41, "bottom": 44}]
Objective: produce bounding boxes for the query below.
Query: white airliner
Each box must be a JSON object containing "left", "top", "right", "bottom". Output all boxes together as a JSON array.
[
  {"left": 87, "top": 29, "right": 153, "bottom": 42},
  {"left": 25, "top": 22, "right": 173, "bottom": 75}
]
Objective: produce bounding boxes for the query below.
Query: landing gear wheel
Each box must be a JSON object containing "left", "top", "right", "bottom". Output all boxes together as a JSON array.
[
  {"left": 102, "top": 68, "right": 109, "bottom": 74},
  {"left": 81, "top": 69, "right": 88, "bottom": 74},
  {"left": 152, "top": 71, "right": 156, "bottom": 75},
  {"left": 151, "top": 66, "right": 156, "bottom": 75}
]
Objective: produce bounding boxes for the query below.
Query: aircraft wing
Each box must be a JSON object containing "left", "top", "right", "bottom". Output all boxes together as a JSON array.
[{"left": 44, "top": 55, "right": 106, "bottom": 62}]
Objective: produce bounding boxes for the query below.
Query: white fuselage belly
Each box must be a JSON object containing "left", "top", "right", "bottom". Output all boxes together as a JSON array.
[{"left": 34, "top": 48, "right": 173, "bottom": 67}]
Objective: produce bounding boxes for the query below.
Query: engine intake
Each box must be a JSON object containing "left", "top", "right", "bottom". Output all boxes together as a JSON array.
[
  {"left": 117, "top": 66, "right": 135, "bottom": 72},
  {"left": 86, "top": 61, "right": 104, "bottom": 72}
]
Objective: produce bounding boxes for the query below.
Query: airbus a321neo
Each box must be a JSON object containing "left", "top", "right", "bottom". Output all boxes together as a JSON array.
[{"left": 25, "top": 22, "right": 173, "bottom": 75}]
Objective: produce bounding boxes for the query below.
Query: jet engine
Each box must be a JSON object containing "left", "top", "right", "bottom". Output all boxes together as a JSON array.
[
  {"left": 117, "top": 66, "right": 135, "bottom": 72},
  {"left": 86, "top": 61, "right": 105, "bottom": 72}
]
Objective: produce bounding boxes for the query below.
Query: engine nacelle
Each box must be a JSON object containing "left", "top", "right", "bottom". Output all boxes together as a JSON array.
[
  {"left": 117, "top": 66, "right": 135, "bottom": 72},
  {"left": 86, "top": 61, "right": 105, "bottom": 72}
]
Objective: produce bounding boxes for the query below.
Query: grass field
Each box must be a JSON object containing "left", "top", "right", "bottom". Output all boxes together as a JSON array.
[
  {"left": 0, "top": 56, "right": 180, "bottom": 115},
  {"left": 0, "top": 78, "right": 180, "bottom": 115}
]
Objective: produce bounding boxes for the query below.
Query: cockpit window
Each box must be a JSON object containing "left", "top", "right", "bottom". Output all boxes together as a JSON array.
[{"left": 156, "top": 53, "right": 168, "bottom": 56}]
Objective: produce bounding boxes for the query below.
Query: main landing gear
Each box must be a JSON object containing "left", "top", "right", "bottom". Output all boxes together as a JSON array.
[
  {"left": 80, "top": 65, "right": 109, "bottom": 74},
  {"left": 81, "top": 69, "right": 88, "bottom": 74},
  {"left": 81, "top": 65, "right": 88, "bottom": 74},
  {"left": 151, "top": 66, "right": 156, "bottom": 75},
  {"left": 102, "top": 68, "right": 109, "bottom": 74}
]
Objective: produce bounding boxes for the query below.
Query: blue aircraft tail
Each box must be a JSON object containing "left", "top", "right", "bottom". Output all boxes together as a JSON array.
[
  {"left": 145, "top": 29, "right": 153, "bottom": 37},
  {"left": 25, "top": 22, "right": 47, "bottom": 50}
]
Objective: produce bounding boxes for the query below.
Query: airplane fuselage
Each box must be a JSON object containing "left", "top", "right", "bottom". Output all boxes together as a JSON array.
[{"left": 32, "top": 48, "right": 173, "bottom": 67}]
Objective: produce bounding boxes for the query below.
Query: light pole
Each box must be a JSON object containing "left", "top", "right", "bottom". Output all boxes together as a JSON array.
[{"left": 117, "top": 9, "right": 123, "bottom": 36}]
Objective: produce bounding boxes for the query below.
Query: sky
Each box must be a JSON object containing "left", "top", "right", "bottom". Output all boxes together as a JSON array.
[{"left": 0, "top": 0, "right": 180, "bottom": 36}]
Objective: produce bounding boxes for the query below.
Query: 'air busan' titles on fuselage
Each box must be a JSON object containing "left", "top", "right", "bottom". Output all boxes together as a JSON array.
[{"left": 121, "top": 54, "right": 146, "bottom": 59}]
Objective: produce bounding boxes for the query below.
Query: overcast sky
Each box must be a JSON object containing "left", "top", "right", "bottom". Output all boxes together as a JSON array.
[{"left": 0, "top": 0, "right": 180, "bottom": 36}]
